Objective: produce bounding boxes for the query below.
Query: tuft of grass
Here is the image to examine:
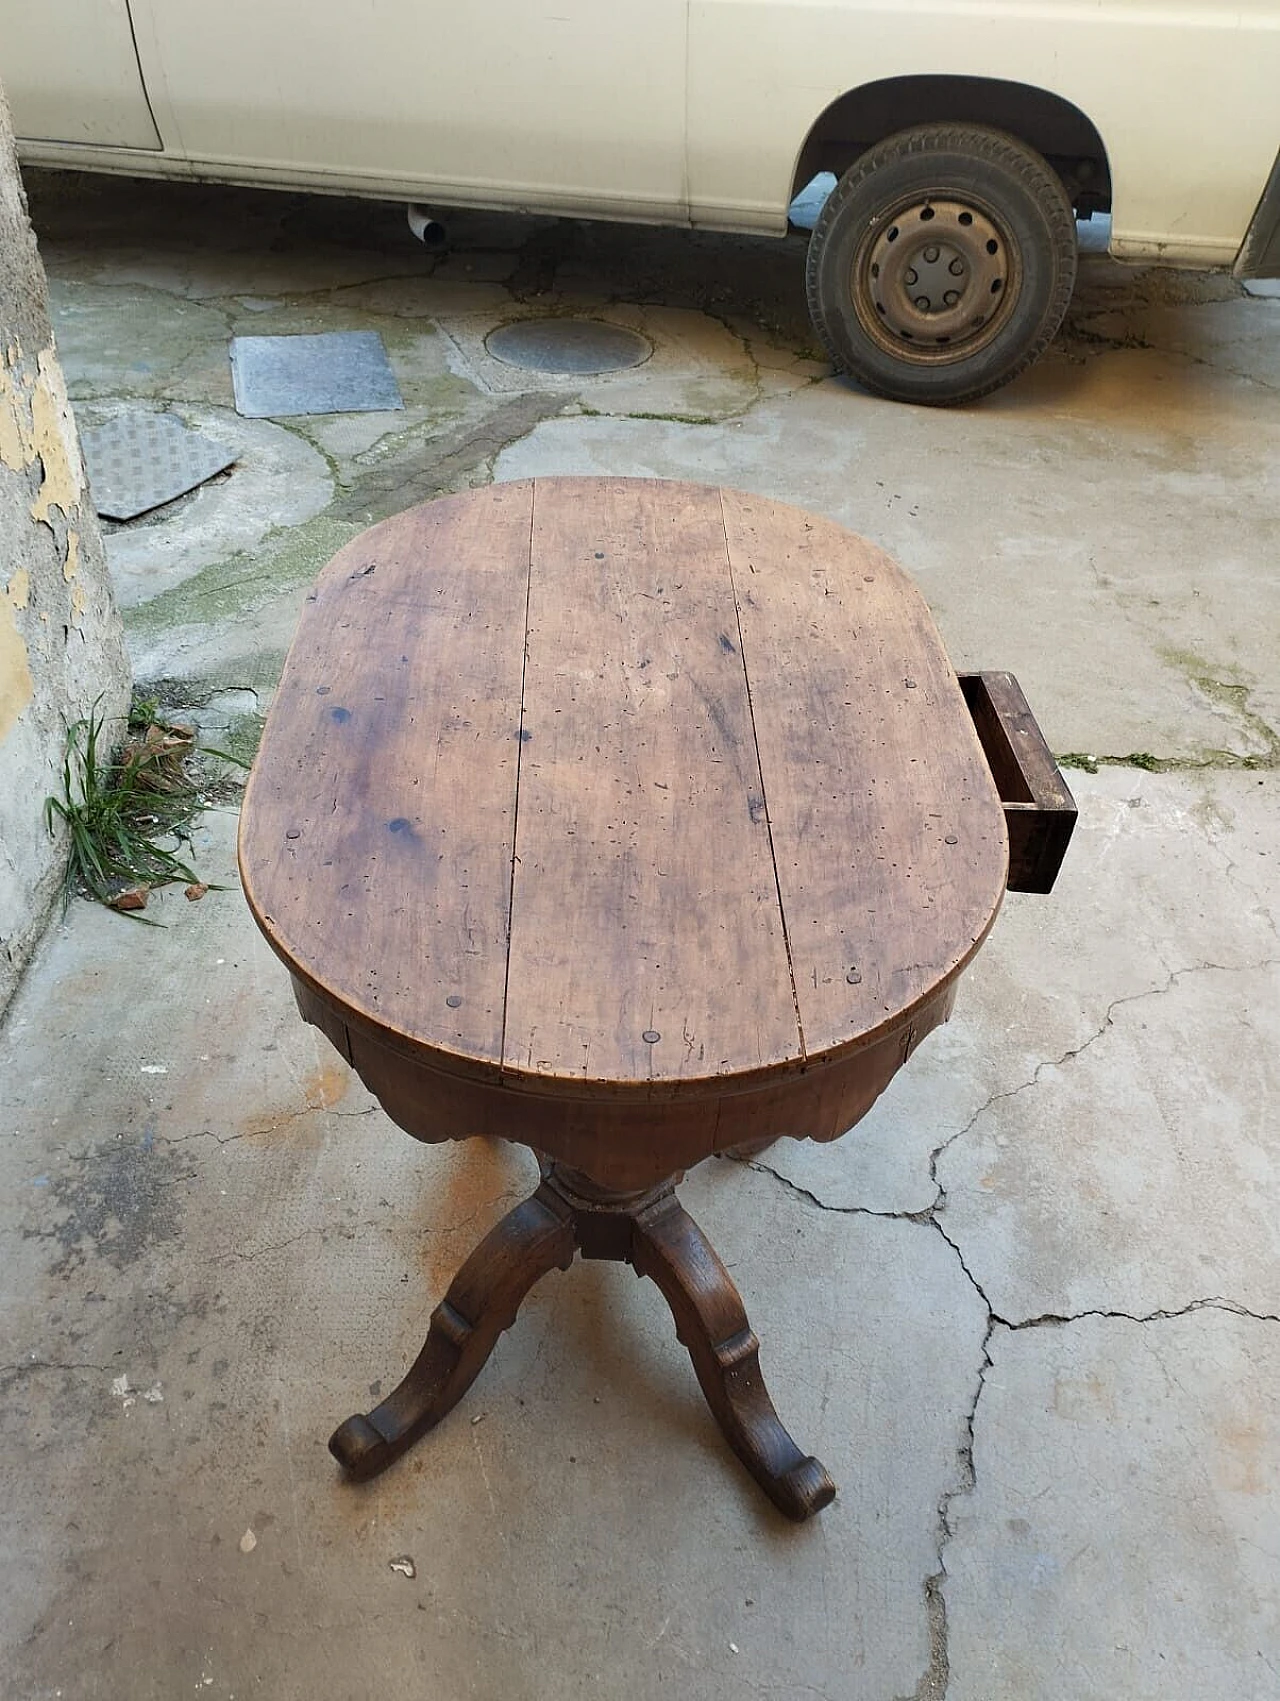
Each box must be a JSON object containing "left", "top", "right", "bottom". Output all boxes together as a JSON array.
[{"left": 44, "top": 697, "right": 237, "bottom": 922}]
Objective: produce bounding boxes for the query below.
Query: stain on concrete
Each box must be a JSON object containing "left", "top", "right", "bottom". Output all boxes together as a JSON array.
[
  {"left": 328, "top": 391, "right": 564, "bottom": 523},
  {"left": 1051, "top": 1371, "right": 1118, "bottom": 1421},
  {"left": 304, "top": 1059, "right": 352, "bottom": 1110},
  {"left": 1213, "top": 1411, "right": 1271, "bottom": 1496},
  {"left": 237, "top": 1058, "right": 353, "bottom": 1142},
  {"left": 26, "top": 1135, "right": 193, "bottom": 1275}
]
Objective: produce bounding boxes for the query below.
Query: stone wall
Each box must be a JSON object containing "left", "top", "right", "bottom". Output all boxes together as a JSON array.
[{"left": 0, "top": 83, "right": 130, "bottom": 1015}]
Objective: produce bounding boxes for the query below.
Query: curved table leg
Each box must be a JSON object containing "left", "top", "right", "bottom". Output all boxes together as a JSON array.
[
  {"left": 629, "top": 1191, "right": 836, "bottom": 1522},
  {"left": 329, "top": 1184, "right": 576, "bottom": 1481}
]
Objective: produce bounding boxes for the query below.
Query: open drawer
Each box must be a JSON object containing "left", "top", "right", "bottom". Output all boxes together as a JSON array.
[{"left": 958, "top": 672, "right": 1077, "bottom": 894}]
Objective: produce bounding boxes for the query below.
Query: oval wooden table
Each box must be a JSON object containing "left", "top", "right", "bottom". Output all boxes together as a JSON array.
[{"left": 239, "top": 477, "right": 1073, "bottom": 1521}]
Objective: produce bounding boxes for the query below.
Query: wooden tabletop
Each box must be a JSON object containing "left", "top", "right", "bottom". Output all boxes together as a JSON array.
[{"left": 240, "top": 478, "right": 1008, "bottom": 1106}]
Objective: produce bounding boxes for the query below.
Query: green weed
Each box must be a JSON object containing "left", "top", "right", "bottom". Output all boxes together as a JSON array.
[{"left": 44, "top": 698, "right": 240, "bottom": 922}]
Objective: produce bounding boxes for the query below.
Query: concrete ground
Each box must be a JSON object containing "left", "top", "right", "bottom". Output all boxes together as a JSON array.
[{"left": 2, "top": 170, "right": 1278, "bottom": 1701}]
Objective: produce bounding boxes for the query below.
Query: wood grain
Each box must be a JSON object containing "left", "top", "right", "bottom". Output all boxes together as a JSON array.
[
  {"left": 239, "top": 483, "right": 534, "bottom": 1069},
  {"left": 502, "top": 479, "right": 799, "bottom": 1085},
  {"left": 244, "top": 478, "right": 1011, "bottom": 1143},
  {"left": 329, "top": 1160, "right": 836, "bottom": 1519},
  {"left": 292, "top": 975, "right": 956, "bottom": 1190},
  {"left": 958, "top": 671, "right": 1077, "bottom": 894},
  {"left": 240, "top": 479, "right": 1055, "bottom": 1522},
  {"left": 719, "top": 487, "right": 1009, "bottom": 1061}
]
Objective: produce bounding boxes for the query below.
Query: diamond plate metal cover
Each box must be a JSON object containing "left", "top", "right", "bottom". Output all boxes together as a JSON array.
[
  {"left": 82, "top": 413, "right": 237, "bottom": 522},
  {"left": 230, "top": 331, "right": 403, "bottom": 418}
]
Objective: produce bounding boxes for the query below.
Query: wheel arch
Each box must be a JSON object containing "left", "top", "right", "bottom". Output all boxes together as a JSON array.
[{"left": 791, "top": 76, "right": 1112, "bottom": 216}]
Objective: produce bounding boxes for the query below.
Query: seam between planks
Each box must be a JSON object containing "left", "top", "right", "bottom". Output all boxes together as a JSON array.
[
  {"left": 499, "top": 482, "right": 539, "bottom": 1074},
  {"left": 719, "top": 489, "right": 808, "bottom": 1064}
]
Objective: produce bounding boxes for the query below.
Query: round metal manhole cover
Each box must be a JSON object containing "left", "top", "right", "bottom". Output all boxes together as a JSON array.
[{"left": 485, "top": 319, "right": 652, "bottom": 376}]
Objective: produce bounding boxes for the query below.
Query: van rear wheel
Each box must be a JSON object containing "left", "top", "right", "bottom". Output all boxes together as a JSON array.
[{"left": 806, "top": 124, "right": 1078, "bottom": 405}]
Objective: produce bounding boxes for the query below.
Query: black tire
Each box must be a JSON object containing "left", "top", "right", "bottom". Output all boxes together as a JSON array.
[{"left": 806, "top": 124, "right": 1078, "bottom": 406}]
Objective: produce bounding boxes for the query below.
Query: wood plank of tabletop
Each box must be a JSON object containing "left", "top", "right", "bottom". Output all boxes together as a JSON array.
[
  {"left": 502, "top": 478, "right": 801, "bottom": 1087},
  {"left": 239, "top": 483, "right": 535, "bottom": 1067},
  {"left": 719, "top": 487, "right": 1009, "bottom": 1059}
]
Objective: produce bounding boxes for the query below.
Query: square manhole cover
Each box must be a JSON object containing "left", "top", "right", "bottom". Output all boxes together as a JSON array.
[
  {"left": 81, "top": 412, "right": 237, "bottom": 522},
  {"left": 230, "top": 331, "right": 404, "bottom": 418}
]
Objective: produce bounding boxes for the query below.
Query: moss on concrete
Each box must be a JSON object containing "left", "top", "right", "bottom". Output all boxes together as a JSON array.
[
  {"left": 1059, "top": 747, "right": 1278, "bottom": 775},
  {"left": 1060, "top": 654, "right": 1280, "bottom": 776},
  {"left": 214, "top": 710, "right": 267, "bottom": 768},
  {"left": 124, "top": 514, "right": 362, "bottom": 638},
  {"left": 1158, "top": 646, "right": 1280, "bottom": 766}
]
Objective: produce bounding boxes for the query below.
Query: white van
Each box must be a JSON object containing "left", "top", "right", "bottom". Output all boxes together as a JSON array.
[{"left": 6, "top": 1, "right": 1279, "bottom": 403}]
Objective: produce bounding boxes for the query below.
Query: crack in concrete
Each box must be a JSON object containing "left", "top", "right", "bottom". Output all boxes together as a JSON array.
[
  {"left": 895, "top": 1311, "right": 994, "bottom": 1701},
  {"left": 730, "top": 1154, "right": 932, "bottom": 1224},
  {"left": 193, "top": 271, "right": 447, "bottom": 309},
  {"left": 271, "top": 416, "right": 345, "bottom": 487},
  {"left": 148, "top": 679, "right": 264, "bottom": 712},
  {"left": 764, "top": 1171, "right": 1280, "bottom": 1701},
  {"left": 434, "top": 1189, "right": 533, "bottom": 1241},
  {"left": 199, "top": 1221, "right": 367, "bottom": 1267},
  {"left": 162, "top": 1103, "right": 376, "bottom": 1148},
  {"left": 727, "top": 1157, "right": 987, "bottom": 1699},
  {"left": 1064, "top": 311, "right": 1280, "bottom": 397},
  {"left": 996, "top": 1296, "right": 1280, "bottom": 1330},
  {"left": 1060, "top": 749, "right": 1278, "bottom": 774},
  {"left": 741, "top": 993, "right": 1280, "bottom": 1701},
  {"left": 0, "top": 1359, "right": 111, "bottom": 1381},
  {"left": 914, "top": 1212, "right": 1277, "bottom": 1701},
  {"left": 168, "top": 570, "right": 290, "bottom": 605},
  {"left": 1202, "top": 824, "right": 1280, "bottom": 947},
  {"left": 928, "top": 956, "right": 1280, "bottom": 1188},
  {"left": 898, "top": 1568, "right": 951, "bottom": 1701},
  {"left": 817, "top": 1212, "right": 1275, "bottom": 1701},
  {"left": 1059, "top": 669, "right": 1280, "bottom": 775},
  {"left": 670, "top": 299, "right": 769, "bottom": 414}
]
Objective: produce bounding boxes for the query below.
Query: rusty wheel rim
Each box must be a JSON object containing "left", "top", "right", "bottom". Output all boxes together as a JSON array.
[{"left": 852, "top": 196, "right": 1022, "bottom": 366}]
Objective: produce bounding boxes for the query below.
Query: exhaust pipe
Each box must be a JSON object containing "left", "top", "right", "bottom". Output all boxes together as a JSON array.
[{"left": 406, "top": 204, "right": 447, "bottom": 246}]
